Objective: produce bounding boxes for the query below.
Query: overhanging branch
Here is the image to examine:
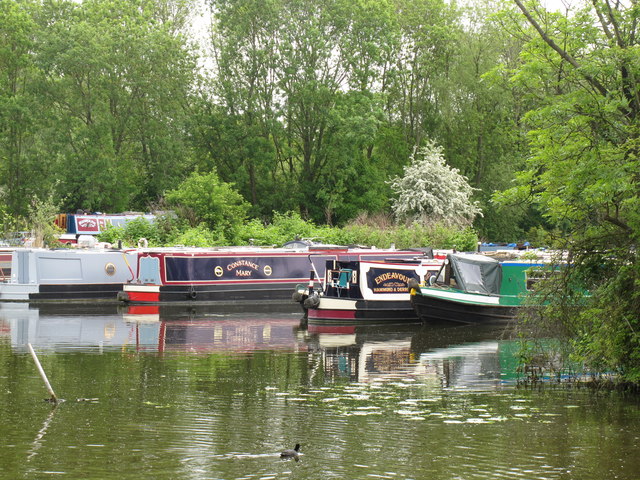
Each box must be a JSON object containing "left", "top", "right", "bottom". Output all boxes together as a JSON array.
[{"left": 513, "top": 0, "right": 610, "bottom": 98}]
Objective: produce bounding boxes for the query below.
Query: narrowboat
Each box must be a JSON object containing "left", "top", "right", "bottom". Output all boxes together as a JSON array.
[
  {"left": 298, "top": 250, "right": 444, "bottom": 323},
  {"left": 410, "top": 253, "right": 547, "bottom": 324},
  {"left": 0, "top": 248, "right": 139, "bottom": 302},
  {"left": 0, "top": 249, "right": 12, "bottom": 281},
  {"left": 117, "top": 243, "right": 423, "bottom": 305},
  {"left": 55, "top": 212, "right": 155, "bottom": 244}
]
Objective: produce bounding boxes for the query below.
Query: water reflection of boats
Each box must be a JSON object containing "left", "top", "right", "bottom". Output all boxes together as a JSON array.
[
  {"left": 2, "top": 303, "right": 306, "bottom": 354},
  {"left": 2, "top": 302, "right": 136, "bottom": 351},
  {"left": 124, "top": 304, "right": 306, "bottom": 353},
  {"left": 305, "top": 321, "right": 517, "bottom": 388}
]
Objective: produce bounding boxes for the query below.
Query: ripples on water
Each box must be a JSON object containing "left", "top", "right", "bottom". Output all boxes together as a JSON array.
[{"left": 0, "top": 303, "right": 639, "bottom": 480}]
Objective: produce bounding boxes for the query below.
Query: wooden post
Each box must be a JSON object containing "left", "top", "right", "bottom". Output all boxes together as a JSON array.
[{"left": 27, "top": 343, "right": 58, "bottom": 405}]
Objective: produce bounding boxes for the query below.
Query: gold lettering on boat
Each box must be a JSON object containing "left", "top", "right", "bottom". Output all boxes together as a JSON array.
[
  {"left": 374, "top": 272, "right": 411, "bottom": 285},
  {"left": 227, "top": 260, "right": 260, "bottom": 271}
]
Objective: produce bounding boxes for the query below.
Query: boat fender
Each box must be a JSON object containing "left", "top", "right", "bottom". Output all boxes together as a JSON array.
[
  {"left": 407, "top": 278, "right": 420, "bottom": 294},
  {"left": 303, "top": 294, "right": 320, "bottom": 309},
  {"left": 292, "top": 284, "right": 307, "bottom": 303},
  {"left": 188, "top": 288, "right": 197, "bottom": 299}
]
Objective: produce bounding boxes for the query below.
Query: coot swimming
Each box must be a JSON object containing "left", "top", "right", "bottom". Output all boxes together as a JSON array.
[{"left": 280, "top": 444, "right": 301, "bottom": 458}]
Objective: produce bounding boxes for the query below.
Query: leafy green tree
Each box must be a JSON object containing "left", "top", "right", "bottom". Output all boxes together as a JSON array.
[
  {"left": 383, "top": 0, "right": 460, "bottom": 147},
  {"left": 164, "top": 170, "right": 250, "bottom": 243},
  {"left": 500, "top": 0, "right": 640, "bottom": 382},
  {"left": 0, "top": 0, "right": 46, "bottom": 216},
  {"left": 34, "top": 0, "right": 198, "bottom": 212},
  {"left": 205, "top": 0, "right": 399, "bottom": 224}
]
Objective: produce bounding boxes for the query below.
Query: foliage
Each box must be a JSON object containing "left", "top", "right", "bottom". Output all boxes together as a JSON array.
[
  {"left": 97, "top": 217, "right": 162, "bottom": 247},
  {"left": 95, "top": 208, "right": 477, "bottom": 251},
  {"left": 168, "top": 223, "right": 225, "bottom": 247},
  {"left": 388, "top": 141, "right": 482, "bottom": 227},
  {"left": 197, "top": 0, "right": 529, "bottom": 229},
  {"left": 0, "top": 0, "right": 198, "bottom": 216},
  {"left": 26, "top": 194, "right": 63, "bottom": 248},
  {"left": 237, "top": 211, "right": 322, "bottom": 246},
  {"left": 0, "top": 0, "right": 530, "bottom": 240},
  {"left": 500, "top": 0, "right": 640, "bottom": 384},
  {"left": 328, "top": 222, "right": 478, "bottom": 251},
  {"left": 164, "top": 171, "right": 250, "bottom": 244}
]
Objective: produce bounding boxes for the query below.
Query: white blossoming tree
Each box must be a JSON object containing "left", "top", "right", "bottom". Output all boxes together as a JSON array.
[{"left": 388, "top": 142, "right": 482, "bottom": 227}]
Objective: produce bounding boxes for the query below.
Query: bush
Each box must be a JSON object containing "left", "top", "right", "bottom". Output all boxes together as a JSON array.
[
  {"left": 389, "top": 142, "right": 482, "bottom": 227},
  {"left": 168, "top": 224, "right": 225, "bottom": 247},
  {"left": 97, "top": 209, "right": 479, "bottom": 251},
  {"left": 97, "top": 217, "right": 161, "bottom": 247},
  {"left": 165, "top": 171, "right": 249, "bottom": 243},
  {"left": 237, "top": 211, "right": 325, "bottom": 246}
]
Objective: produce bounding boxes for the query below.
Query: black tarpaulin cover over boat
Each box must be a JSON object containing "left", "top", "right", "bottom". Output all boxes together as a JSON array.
[{"left": 448, "top": 253, "right": 501, "bottom": 295}]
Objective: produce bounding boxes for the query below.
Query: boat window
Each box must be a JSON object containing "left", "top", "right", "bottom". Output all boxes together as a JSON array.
[
  {"left": 526, "top": 267, "right": 556, "bottom": 291},
  {"left": 457, "top": 263, "right": 483, "bottom": 291},
  {"left": 424, "top": 269, "right": 440, "bottom": 285}
]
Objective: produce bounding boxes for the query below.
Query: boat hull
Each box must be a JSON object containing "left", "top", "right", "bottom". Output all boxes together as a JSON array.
[
  {"left": 302, "top": 256, "right": 443, "bottom": 324},
  {"left": 120, "top": 281, "right": 305, "bottom": 305},
  {"left": 410, "top": 290, "right": 518, "bottom": 324},
  {"left": 0, "top": 249, "right": 138, "bottom": 303},
  {"left": 307, "top": 297, "right": 418, "bottom": 324}
]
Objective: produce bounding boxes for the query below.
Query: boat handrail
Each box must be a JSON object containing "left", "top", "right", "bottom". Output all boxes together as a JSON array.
[{"left": 307, "top": 254, "right": 325, "bottom": 291}]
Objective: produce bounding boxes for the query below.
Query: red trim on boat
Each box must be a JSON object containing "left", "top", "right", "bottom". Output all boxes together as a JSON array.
[
  {"left": 161, "top": 278, "right": 308, "bottom": 285},
  {"left": 126, "top": 290, "right": 160, "bottom": 303},
  {"left": 307, "top": 309, "right": 356, "bottom": 319}
]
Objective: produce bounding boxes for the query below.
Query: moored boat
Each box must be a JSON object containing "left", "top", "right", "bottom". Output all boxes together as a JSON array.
[
  {"left": 55, "top": 212, "right": 155, "bottom": 244},
  {"left": 0, "top": 248, "right": 138, "bottom": 302},
  {"left": 299, "top": 251, "right": 443, "bottom": 323},
  {"left": 117, "top": 243, "right": 422, "bottom": 305},
  {"left": 410, "top": 253, "right": 547, "bottom": 324}
]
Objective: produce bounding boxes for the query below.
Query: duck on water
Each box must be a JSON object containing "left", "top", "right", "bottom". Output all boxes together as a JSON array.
[{"left": 280, "top": 444, "right": 301, "bottom": 459}]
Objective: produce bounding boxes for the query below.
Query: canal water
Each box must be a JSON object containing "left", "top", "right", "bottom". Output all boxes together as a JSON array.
[{"left": 1, "top": 303, "right": 639, "bottom": 480}]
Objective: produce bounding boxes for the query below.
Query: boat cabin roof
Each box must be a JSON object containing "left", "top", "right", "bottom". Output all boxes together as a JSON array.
[{"left": 448, "top": 253, "right": 502, "bottom": 295}]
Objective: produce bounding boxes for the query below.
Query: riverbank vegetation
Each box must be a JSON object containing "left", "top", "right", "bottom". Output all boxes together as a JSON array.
[
  {"left": 1, "top": 0, "right": 638, "bottom": 385},
  {"left": 97, "top": 211, "right": 479, "bottom": 252}
]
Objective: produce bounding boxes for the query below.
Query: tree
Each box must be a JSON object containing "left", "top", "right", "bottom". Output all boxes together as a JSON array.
[
  {"left": 500, "top": 0, "right": 640, "bottom": 382},
  {"left": 388, "top": 141, "right": 482, "bottom": 227},
  {"left": 164, "top": 170, "right": 250, "bottom": 244},
  {"left": 34, "top": 0, "right": 198, "bottom": 211},
  {"left": 205, "top": 0, "right": 399, "bottom": 224},
  {"left": 0, "top": 0, "right": 44, "bottom": 217}
]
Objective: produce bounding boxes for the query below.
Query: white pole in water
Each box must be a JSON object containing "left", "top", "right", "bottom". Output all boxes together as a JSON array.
[{"left": 27, "top": 343, "right": 58, "bottom": 404}]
